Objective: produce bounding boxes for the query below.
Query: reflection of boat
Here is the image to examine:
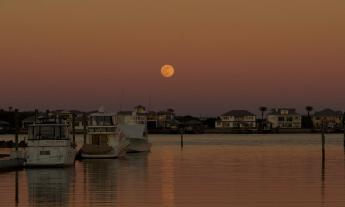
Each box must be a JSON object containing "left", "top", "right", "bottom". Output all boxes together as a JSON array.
[
  {"left": 80, "top": 109, "right": 129, "bottom": 158},
  {"left": 25, "top": 120, "right": 77, "bottom": 167},
  {"left": 118, "top": 124, "right": 151, "bottom": 153},
  {"left": 26, "top": 167, "right": 75, "bottom": 205}
]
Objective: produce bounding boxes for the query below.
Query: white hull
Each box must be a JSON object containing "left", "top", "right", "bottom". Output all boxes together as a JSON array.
[
  {"left": 80, "top": 152, "right": 119, "bottom": 159},
  {"left": 128, "top": 140, "right": 151, "bottom": 153},
  {"left": 25, "top": 146, "right": 77, "bottom": 167},
  {"left": 80, "top": 142, "right": 129, "bottom": 159}
]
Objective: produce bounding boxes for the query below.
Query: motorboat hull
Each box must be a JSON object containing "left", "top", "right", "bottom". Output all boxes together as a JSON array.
[
  {"left": 80, "top": 143, "right": 129, "bottom": 159},
  {"left": 25, "top": 146, "right": 77, "bottom": 167},
  {"left": 127, "top": 140, "right": 151, "bottom": 153}
]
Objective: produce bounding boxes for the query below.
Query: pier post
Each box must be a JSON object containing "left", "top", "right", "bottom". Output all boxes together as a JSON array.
[
  {"left": 321, "top": 121, "right": 326, "bottom": 188},
  {"left": 15, "top": 170, "right": 19, "bottom": 203},
  {"left": 321, "top": 121, "right": 325, "bottom": 163},
  {"left": 83, "top": 113, "right": 87, "bottom": 144},
  {"left": 72, "top": 113, "right": 76, "bottom": 146},
  {"left": 180, "top": 127, "right": 184, "bottom": 148},
  {"left": 14, "top": 109, "right": 19, "bottom": 152}
]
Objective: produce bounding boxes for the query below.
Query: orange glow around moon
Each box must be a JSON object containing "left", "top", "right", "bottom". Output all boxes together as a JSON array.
[{"left": 161, "top": 65, "right": 175, "bottom": 78}]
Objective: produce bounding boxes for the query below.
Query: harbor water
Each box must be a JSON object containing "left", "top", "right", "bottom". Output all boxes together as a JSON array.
[{"left": 1, "top": 134, "right": 345, "bottom": 207}]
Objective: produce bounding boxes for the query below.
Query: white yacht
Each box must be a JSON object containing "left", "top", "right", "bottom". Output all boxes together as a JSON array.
[
  {"left": 25, "top": 120, "right": 77, "bottom": 167},
  {"left": 80, "top": 109, "right": 129, "bottom": 158},
  {"left": 118, "top": 124, "right": 151, "bottom": 153}
]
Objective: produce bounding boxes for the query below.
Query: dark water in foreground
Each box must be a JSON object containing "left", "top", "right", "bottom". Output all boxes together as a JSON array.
[{"left": 1, "top": 134, "right": 345, "bottom": 207}]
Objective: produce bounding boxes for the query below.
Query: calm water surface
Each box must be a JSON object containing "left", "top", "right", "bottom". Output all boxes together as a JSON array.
[{"left": 1, "top": 134, "right": 345, "bottom": 207}]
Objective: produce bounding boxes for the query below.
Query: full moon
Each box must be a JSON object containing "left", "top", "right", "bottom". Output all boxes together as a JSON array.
[{"left": 161, "top": 65, "right": 175, "bottom": 78}]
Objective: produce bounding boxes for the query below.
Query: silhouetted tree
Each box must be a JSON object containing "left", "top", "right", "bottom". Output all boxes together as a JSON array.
[
  {"left": 259, "top": 106, "right": 267, "bottom": 129},
  {"left": 305, "top": 106, "right": 313, "bottom": 118},
  {"left": 305, "top": 106, "right": 313, "bottom": 128}
]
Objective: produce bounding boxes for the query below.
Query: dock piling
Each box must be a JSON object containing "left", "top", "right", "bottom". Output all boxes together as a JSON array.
[
  {"left": 15, "top": 170, "right": 19, "bottom": 203},
  {"left": 180, "top": 128, "right": 184, "bottom": 148},
  {"left": 343, "top": 112, "right": 345, "bottom": 148},
  {"left": 83, "top": 113, "right": 87, "bottom": 144},
  {"left": 322, "top": 122, "right": 325, "bottom": 157},
  {"left": 14, "top": 109, "right": 19, "bottom": 152}
]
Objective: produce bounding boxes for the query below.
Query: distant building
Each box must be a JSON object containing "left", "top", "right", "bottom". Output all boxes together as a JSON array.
[
  {"left": 312, "top": 109, "right": 343, "bottom": 129},
  {"left": 156, "top": 109, "right": 175, "bottom": 129},
  {"left": 267, "top": 108, "right": 301, "bottom": 129},
  {"left": 215, "top": 110, "right": 256, "bottom": 129}
]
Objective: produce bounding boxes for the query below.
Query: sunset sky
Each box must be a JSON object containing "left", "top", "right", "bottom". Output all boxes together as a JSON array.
[{"left": 1, "top": 0, "right": 344, "bottom": 116}]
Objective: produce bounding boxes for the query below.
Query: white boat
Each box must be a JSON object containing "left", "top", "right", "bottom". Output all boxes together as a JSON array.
[
  {"left": 80, "top": 109, "right": 129, "bottom": 159},
  {"left": 117, "top": 124, "right": 151, "bottom": 153},
  {"left": 25, "top": 121, "right": 77, "bottom": 167}
]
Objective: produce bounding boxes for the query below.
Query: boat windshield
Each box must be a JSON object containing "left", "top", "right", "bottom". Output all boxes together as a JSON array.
[
  {"left": 90, "top": 116, "right": 113, "bottom": 126},
  {"left": 28, "top": 125, "right": 68, "bottom": 140}
]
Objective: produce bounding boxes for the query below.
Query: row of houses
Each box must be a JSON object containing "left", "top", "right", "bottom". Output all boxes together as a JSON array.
[
  {"left": 216, "top": 108, "right": 344, "bottom": 129},
  {"left": 1, "top": 107, "right": 344, "bottom": 133}
]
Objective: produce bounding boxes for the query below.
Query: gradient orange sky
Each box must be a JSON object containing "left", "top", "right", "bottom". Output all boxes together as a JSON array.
[{"left": 1, "top": 0, "right": 344, "bottom": 116}]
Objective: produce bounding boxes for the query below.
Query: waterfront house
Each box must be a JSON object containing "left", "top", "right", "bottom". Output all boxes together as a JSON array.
[
  {"left": 312, "top": 109, "right": 343, "bottom": 129},
  {"left": 215, "top": 110, "right": 256, "bottom": 129},
  {"left": 157, "top": 109, "right": 175, "bottom": 129},
  {"left": 267, "top": 108, "right": 302, "bottom": 129}
]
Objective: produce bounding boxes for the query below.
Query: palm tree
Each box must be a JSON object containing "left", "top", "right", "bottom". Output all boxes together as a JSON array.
[
  {"left": 259, "top": 106, "right": 267, "bottom": 121},
  {"left": 259, "top": 106, "right": 267, "bottom": 129},
  {"left": 305, "top": 106, "right": 313, "bottom": 118},
  {"left": 305, "top": 106, "right": 313, "bottom": 128}
]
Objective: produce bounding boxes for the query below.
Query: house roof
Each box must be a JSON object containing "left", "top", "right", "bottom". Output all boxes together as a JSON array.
[
  {"left": 314, "top": 109, "right": 343, "bottom": 117},
  {"left": 221, "top": 110, "right": 255, "bottom": 117},
  {"left": 267, "top": 108, "right": 299, "bottom": 116}
]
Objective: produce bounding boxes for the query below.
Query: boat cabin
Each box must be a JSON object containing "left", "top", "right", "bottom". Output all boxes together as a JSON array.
[
  {"left": 28, "top": 124, "right": 69, "bottom": 140},
  {"left": 87, "top": 112, "right": 116, "bottom": 146}
]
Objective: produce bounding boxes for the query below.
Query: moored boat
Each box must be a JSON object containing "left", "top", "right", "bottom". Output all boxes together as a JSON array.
[
  {"left": 79, "top": 108, "right": 129, "bottom": 159},
  {"left": 117, "top": 124, "right": 151, "bottom": 153},
  {"left": 24, "top": 118, "right": 77, "bottom": 167}
]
